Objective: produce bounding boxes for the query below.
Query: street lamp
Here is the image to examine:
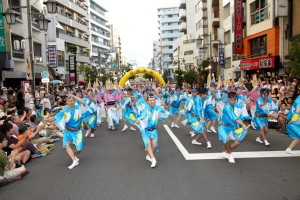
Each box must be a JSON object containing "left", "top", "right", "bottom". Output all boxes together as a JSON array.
[
  {"left": 43, "top": 0, "right": 59, "bottom": 14},
  {"left": 1, "top": 8, "right": 20, "bottom": 25},
  {"left": 202, "top": 45, "right": 208, "bottom": 54},
  {"left": 196, "top": 35, "right": 203, "bottom": 47},
  {"left": 34, "top": 14, "right": 51, "bottom": 31}
]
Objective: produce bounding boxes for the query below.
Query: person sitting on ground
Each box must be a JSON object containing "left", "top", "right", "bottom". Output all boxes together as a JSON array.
[
  {"left": 39, "top": 109, "right": 63, "bottom": 138},
  {"left": 275, "top": 102, "right": 291, "bottom": 133},
  {"left": 28, "top": 115, "right": 57, "bottom": 144},
  {"left": 11, "top": 113, "right": 26, "bottom": 137},
  {"left": 0, "top": 104, "right": 7, "bottom": 119},
  {"left": 1, "top": 123, "right": 42, "bottom": 159},
  {"left": 0, "top": 134, "right": 29, "bottom": 186},
  {"left": 31, "top": 105, "right": 40, "bottom": 116},
  {"left": 3, "top": 100, "right": 16, "bottom": 115}
]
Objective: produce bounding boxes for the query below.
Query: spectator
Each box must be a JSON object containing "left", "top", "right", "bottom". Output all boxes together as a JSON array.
[
  {"left": 0, "top": 134, "right": 28, "bottom": 185},
  {"left": 39, "top": 109, "right": 63, "bottom": 138},
  {"left": 1, "top": 88, "right": 8, "bottom": 101},
  {"left": 28, "top": 115, "right": 54, "bottom": 144},
  {"left": 24, "top": 87, "right": 34, "bottom": 111},
  {"left": 3, "top": 100, "right": 16, "bottom": 115},
  {"left": 284, "top": 78, "right": 295, "bottom": 99},
  {"left": 49, "top": 90, "right": 55, "bottom": 106},
  {"left": 0, "top": 104, "right": 7, "bottom": 119},
  {"left": 293, "top": 78, "right": 300, "bottom": 99},
  {"left": 7, "top": 90, "right": 16, "bottom": 108},
  {"left": 35, "top": 87, "right": 41, "bottom": 107},
  {"left": 278, "top": 80, "right": 285, "bottom": 101},
  {"left": 16, "top": 86, "right": 24, "bottom": 110},
  {"left": 40, "top": 93, "right": 51, "bottom": 109},
  {"left": 40, "top": 87, "right": 46, "bottom": 99},
  {"left": 31, "top": 105, "right": 40, "bottom": 116},
  {"left": 283, "top": 75, "right": 288, "bottom": 86},
  {"left": 276, "top": 102, "right": 291, "bottom": 134}
]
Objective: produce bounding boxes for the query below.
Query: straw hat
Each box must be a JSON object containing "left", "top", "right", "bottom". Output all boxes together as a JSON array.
[
  {"left": 251, "top": 74, "right": 257, "bottom": 88},
  {"left": 207, "top": 71, "right": 211, "bottom": 85},
  {"left": 105, "top": 79, "right": 114, "bottom": 90}
]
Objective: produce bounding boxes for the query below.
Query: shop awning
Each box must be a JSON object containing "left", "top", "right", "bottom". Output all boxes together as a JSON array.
[
  {"left": 240, "top": 56, "right": 279, "bottom": 70},
  {"left": 55, "top": 19, "right": 64, "bottom": 31}
]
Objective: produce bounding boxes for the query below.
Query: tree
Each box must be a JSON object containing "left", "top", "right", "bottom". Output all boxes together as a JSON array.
[
  {"left": 290, "top": 35, "right": 300, "bottom": 78},
  {"left": 197, "top": 57, "right": 210, "bottom": 86},
  {"left": 83, "top": 65, "right": 99, "bottom": 84},
  {"left": 183, "top": 69, "right": 197, "bottom": 87},
  {"left": 101, "top": 68, "right": 115, "bottom": 85},
  {"left": 174, "top": 68, "right": 184, "bottom": 87},
  {"left": 143, "top": 73, "right": 153, "bottom": 81},
  {"left": 162, "top": 69, "right": 170, "bottom": 83}
]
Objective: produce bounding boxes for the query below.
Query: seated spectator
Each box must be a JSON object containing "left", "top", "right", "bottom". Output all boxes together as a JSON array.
[
  {"left": 26, "top": 108, "right": 32, "bottom": 118},
  {"left": 11, "top": 114, "right": 26, "bottom": 137},
  {"left": 0, "top": 104, "right": 7, "bottom": 119},
  {"left": 0, "top": 134, "right": 28, "bottom": 186},
  {"left": 1, "top": 123, "right": 40, "bottom": 160},
  {"left": 288, "top": 97, "right": 294, "bottom": 104},
  {"left": 39, "top": 109, "right": 63, "bottom": 138},
  {"left": 276, "top": 102, "right": 291, "bottom": 133},
  {"left": 7, "top": 89, "right": 16, "bottom": 109},
  {"left": 3, "top": 101, "right": 16, "bottom": 115},
  {"left": 28, "top": 115, "right": 58, "bottom": 144},
  {"left": 31, "top": 105, "right": 40, "bottom": 116}
]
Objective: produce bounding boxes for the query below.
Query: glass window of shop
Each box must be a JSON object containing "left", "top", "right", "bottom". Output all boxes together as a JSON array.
[
  {"left": 57, "top": 51, "right": 64, "bottom": 66},
  {"left": 250, "top": 0, "right": 270, "bottom": 25},
  {"left": 250, "top": 35, "right": 267, "bottom": 57}
]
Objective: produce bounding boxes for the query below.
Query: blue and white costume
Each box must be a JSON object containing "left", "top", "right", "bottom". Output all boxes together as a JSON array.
[
  {"left": 253, "top": 97, "right": 278, "bottom": 131},
  {"left": 203, "top": 91, "right": 217, "bottom": 121},
  {"left": 168, "top": 92, "right": 187, "bottom": 116},
  {"left": 82, "top": 97, "right": 97, "bottom": 129},
  {"left": 137, "top": 104, "right": 170, "bottom": 151},
  {"left": 54, "top": 103, "right": 92, "bottom": 151},
  {"left": 218, "top": 102, "right": 250, "bottom": 143},
  {"left": 184, "top": 95, "right": 204, "bottom": 133},
  {"left": 286, "top": 96, "right": 300, "bottom": 140},
  {"left": 121, "top": 96, "right": 138, "bottom": 124},
  {"left": 162, "top": 89, "right": 169, "bottom": 102}
]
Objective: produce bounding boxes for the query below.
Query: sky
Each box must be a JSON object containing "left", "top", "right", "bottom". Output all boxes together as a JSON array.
[{"left": 105, "top": 0, "right": 178, "bottom": 67}]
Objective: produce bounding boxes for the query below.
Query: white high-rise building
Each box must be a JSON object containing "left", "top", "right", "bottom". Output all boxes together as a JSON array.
[{"left": 152, "top": 40, "right": 160, "bottom": 72}]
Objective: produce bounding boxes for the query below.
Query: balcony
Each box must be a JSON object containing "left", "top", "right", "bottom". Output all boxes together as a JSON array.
[
  {"left": 56, "top": 0, "right": 88, "bottom": 15},
  {"left": 161, "top": 25, "right": 180, "bottom": 31},
  {"left": 91, "top": 39, "right": 111, "bottom": 50},
  {"left": 162, "top": 57, "right": 171, "bottom": 62},
  {"left": 91, "top": 28, "right": 110, "bottom": 40},
  {"left": 59, "top": 31, "right": 90, "bottom": 49},
  {"left": 160, "top": 17, "right": 180, "bottom": 23},
  {"left": 161, "top": 10, "right": 181, "bottom": 16},
  {"left": 65, "top": 52, "right": 90, "bottom": 63},
  {"left": 179, "top": 0, "right": 186, "bottom": 9},
  {"left": 162, "top": 49, "right": 173, "bottom": 54},
  {"left": 90, "top": 16, "right": 110, "bottom": 31},
  {"left": 161, "top": 32, "right": 183, "bottom": 38},
  {"left": 56, "top": 12, "right": 89, "bottom": 33},
  {"left": 179, "top": 22, "right": 187, "bottom": 33},
  {"left": 212, "top": 9, "right": 220, "bottom": 26},
  {"left": 179, "top": 10, "right": 186, "bottom": 20},
  {"left": 90, "top": 4, "right": 109, "bottom": 22},
  {"left": 162, "top": 41, "right": 174, "bottom": 46}
]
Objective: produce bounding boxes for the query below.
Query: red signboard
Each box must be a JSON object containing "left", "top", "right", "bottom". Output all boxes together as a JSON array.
[
  {"left": 235, "top": 0, "right": 243, "bottom": 54},
  {"left": 240, "top": 57, "right": 275, "bottom": 70}
]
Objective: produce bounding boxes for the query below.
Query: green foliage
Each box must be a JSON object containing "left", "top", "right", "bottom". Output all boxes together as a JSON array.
[
  {"left": 162, "top": 69, "right": 170, "bottom": 83},
  {"left": 290, "top": 35, "right": 300, "bottom": 78},
  {"left": 174, "top": 68, "right": 184, "bottom": 87},
  {"left": 66, "top": 64, "right": 69, "bottom": 71},
  {"left": 197, "top": 57, "right": 210, "bottom": 86},
  {"left": 143, "top": 73, "right": 153, "bottom": 81},
  {"left": 101, "top": 69, "right": 115, "bottom": 85},
  {"left": 83, "top": 50, "right": 90, "bottom": 55},
  {"left": 67, "top": 44, "right": 77, "bottom": 53},
  {"left": 183, "top": 69, "right": 197, "bottom": 86},
  {"left": 83, "top": 65, "right": 99, "bottom": 84}
]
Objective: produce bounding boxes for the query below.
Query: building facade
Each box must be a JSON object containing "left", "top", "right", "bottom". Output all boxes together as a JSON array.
[{"left": 152, "top": 40, "right": 160, "bottom": 72}]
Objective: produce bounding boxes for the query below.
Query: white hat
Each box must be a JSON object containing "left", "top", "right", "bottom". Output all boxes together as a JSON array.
[
  {"left": 278, "top": 80, "right": 283, "bottom": 83},
  {"left": 1, "top": 87, "right": 6, "bottom": 90},
  {"left": 40, "top": 86, "right": 45, "bottom": 89},
  {"left": 261, "top": 81, "right": 266, "bottom": 84},
  {"left": 3, "top": 88, "right": 7, "bottom": 91}
]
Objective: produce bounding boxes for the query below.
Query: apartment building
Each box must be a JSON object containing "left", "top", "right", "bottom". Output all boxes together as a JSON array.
[
  {"left": 173, "top": 0, "right": 197, "bottom": 70},
  {"left": 0, "top": 0, "right": 48, "bottom": 87},
  {"left": 152, "top": 40, "right": 160, "bottom": 72},
  {"left": 157, "top": 7, "right": 183, "bottom": 75}
]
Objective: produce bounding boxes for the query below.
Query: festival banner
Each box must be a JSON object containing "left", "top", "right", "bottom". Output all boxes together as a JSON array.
[
  {"left": 219, "top": 48, "right": 225, "bottom": 68},
  {"left": 198, "top": 47, "right": 202, "bottom": 65},
  {"left": 25, "top": 54, "right": 33, "bottom": 80},
  {"left": 0, "top": 0, "right": 6, "bottom": 52},
  {"left": 235, "top": 0, "right": 243, "bottom": 54}
]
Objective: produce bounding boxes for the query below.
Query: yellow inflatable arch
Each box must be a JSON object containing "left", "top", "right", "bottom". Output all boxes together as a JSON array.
[
  {"left": 119, "top": 68, "right": 166, "bottom": 88},
  {"left": 134, "top": 77, "right": 146, "bottom": 81}
]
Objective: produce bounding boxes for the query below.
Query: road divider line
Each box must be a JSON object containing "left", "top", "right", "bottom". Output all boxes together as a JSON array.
[{"left": 163, "top": 125, "right": 300, "bottom": 160}]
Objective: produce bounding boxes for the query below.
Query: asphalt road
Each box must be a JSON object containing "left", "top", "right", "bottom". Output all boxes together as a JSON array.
[{"left": 1, "top": 117, "right": 300, "bottom": 200}]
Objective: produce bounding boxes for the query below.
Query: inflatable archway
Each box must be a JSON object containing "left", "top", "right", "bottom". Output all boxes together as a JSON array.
[
  {"left": 134, "top": 77, "right": 146, "bottom": 81},
  {"left": 119, "top": 68, "right": 166, "bottom": 88}
]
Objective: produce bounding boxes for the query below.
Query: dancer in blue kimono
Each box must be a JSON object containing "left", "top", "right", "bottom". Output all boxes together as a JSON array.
[
  {"left": 43, "top": 93, "right": 93, "bottom": 169},
  {"left": 204, "top": 82, "right": 218, "bottom": 133},
  {"left": 136, "top": 91, "right": 149, "bottom": 116},
  {"left": 133, "top": 93, "right": 169, "bottom": 168},
  {"left": 161, "top": 86, "right": 169, "bottom": 102},
  {"left": 253, "top": 88, "right": 278, "bottom": 146},
  {"left": 120, "top": 88, "right": 138, "bottom": 132},
  {"left": 186, "top": 88, "right": 211, "bottom": 149},
  {"left": 83, "top": 89, "right": 97, "bottom": 138},
  {"left": 169, "top": 86, "right": 188, "bottom": 128},
  {"left": 285, "top": 96, "right": 300, "bottom": 155},
  {"left": 218, "top": 92, "right": 250, "bottom": 164}
]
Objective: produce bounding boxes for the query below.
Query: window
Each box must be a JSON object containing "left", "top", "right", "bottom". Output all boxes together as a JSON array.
[
  {"left": 169, "top": 46, "right": 172, "bottom": 49},
  {"left": 225, "top": 57, "right": 231, "bottom": 68},
  {"left": 154, "top": 44, "right": 156, "bottom": 46},
  {"left": 224, "top": 30, "right": 231, "bottom": 45},
  {"left": 11, "top": 0, "right": 21, "bottom": 20},
  {"left": 169, "top": 30, "right": 173, "bottom": 33},
  {"left": 33, "top": 43, "right": 42, "bottom": 57},
  {"left": 250, "top": 35, "right": 267, "bottom": 57},
  {"left": 57, "top": 51, "right": 64, "bottom": 66},
  {"left": 195, "top": 1, "right": 201, "bottom": 13},
  {"left": 224, "top": 3, "right": 230, "bottom": 19},
  {"left": 11, "top": 35, "right": 24, "bottom": 59},
  {"left": 184, "top": 50, "right": 193, "bottom": 55},
  {"left": 196, "top": 19, "right": 202, "bottom": 31},
  {"left": 168, "top": 23, "right": 171, "bottom": 26},
  {"left": 168, "top": 15, "right": 172, "bottom": 18},
  {"left": 168, "top": 38, "right": 173, "bottom": 41},
  {"left": 232, "top": 43, "right": 242, "bottom": 61},
  {"left": 250, "top": 0, "right": 270, "bottom": 25}
]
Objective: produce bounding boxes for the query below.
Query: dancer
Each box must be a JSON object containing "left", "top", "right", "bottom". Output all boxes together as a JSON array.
[
  {"left": 218, "top": 92, "right": 249, "bottom": 163},
  {"left": 169, "top": 86, "right": 188, "bottom": 128},
  {"left": 121, "top": 88, "right": 138, "bottom": 132},
  {"left": 103, "top": 80, "right": 120, "bottom": 130},
  {"left": 204, "top": 82, "right": 218, "bottom": 133},
  {"left": 285, "top": 96, "right": 300, "bottom": 155},
  {"left": 95, "top": 88, "right": 103, "bottom": 127},
  {"left": 43, "top": 93, "right": 92, "bottom": 169},
  {"left": 133, "top": 93, "right": 169, "bottom": 168},
  {"left": 186, "top": 88, "right": 212, "bottom": 148},
  {"left": 83, "top": 88, "right": 97, "bottom": 138},
  {"left": 253, "top": 88, "right": 278, "bottom": 146}
]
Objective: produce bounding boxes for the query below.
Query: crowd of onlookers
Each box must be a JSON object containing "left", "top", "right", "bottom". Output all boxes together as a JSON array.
[{"left": 0, "top": 83, "right": 86, "bottom": 186}]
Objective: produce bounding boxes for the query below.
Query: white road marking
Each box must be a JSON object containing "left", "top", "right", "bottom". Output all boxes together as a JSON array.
[{"left": 163, "top": 125, "right": 300, "bottom": 160}]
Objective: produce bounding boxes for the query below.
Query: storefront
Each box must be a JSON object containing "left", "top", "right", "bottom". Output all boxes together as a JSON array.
[{"left": 240, "top": 56, "right": 280, "bottom": 78}]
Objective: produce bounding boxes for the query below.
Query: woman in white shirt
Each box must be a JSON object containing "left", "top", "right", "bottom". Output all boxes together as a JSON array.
[
  {"left": 40, "top": 93, "right": 51, "bottom": 109},
  {"left": 35, "top": 88, "right": 41, "bottom": 107},
  {"left": 24, "top": 87, "right": 35, "bottom": 111}
]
